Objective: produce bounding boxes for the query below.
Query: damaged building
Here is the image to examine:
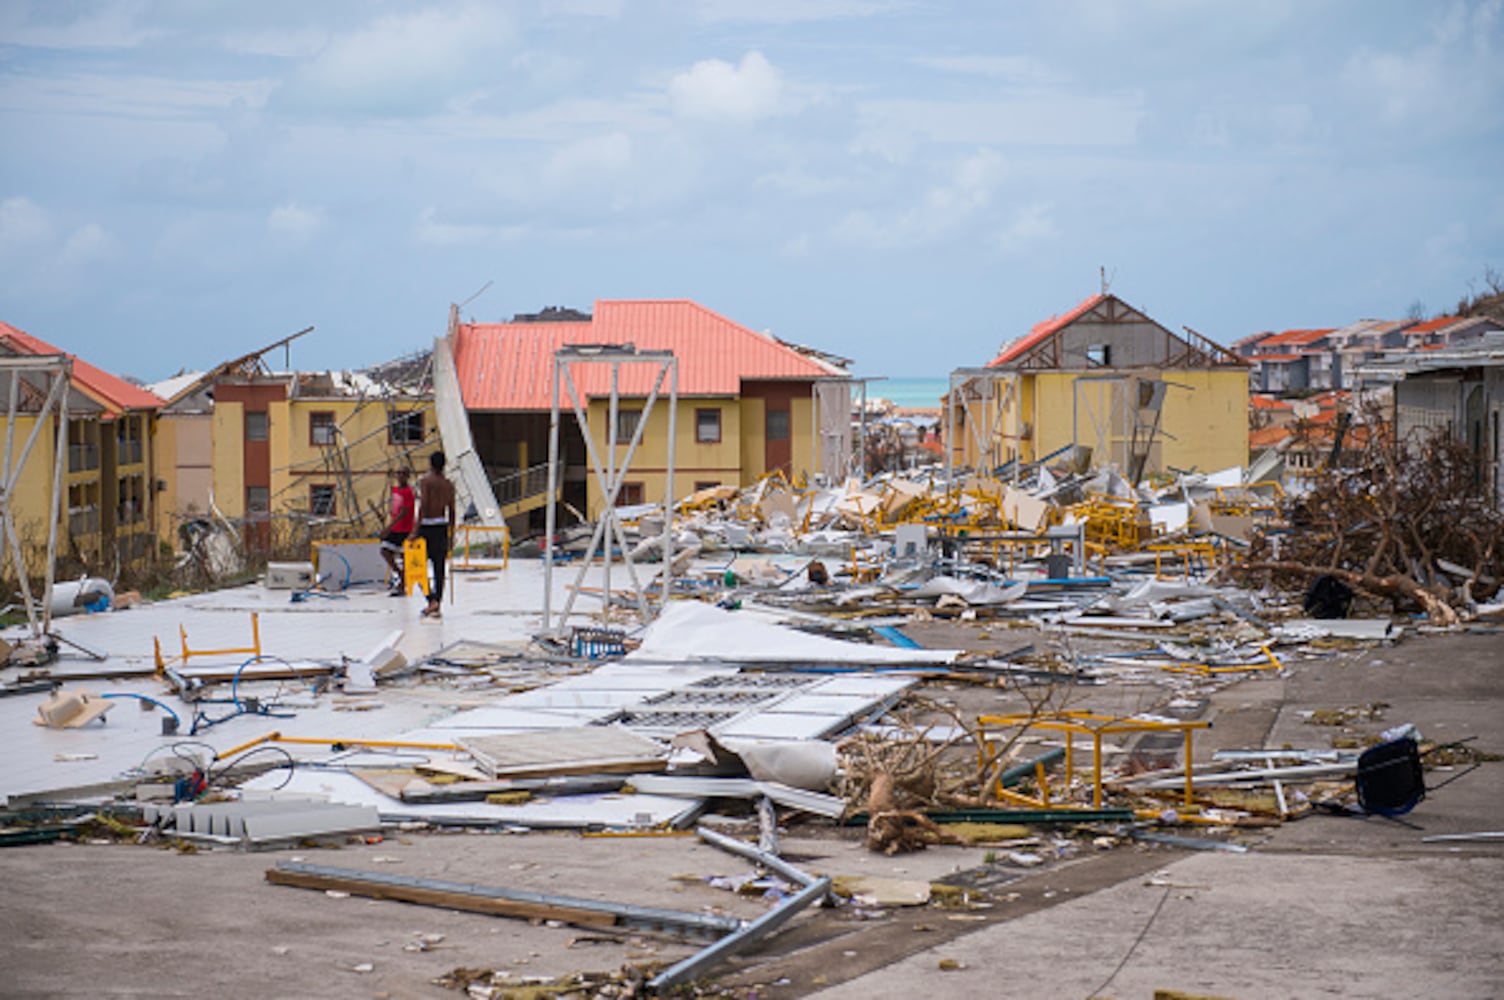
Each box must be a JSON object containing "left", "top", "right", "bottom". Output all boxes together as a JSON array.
[{"left": 948, "top": 293, "right": 1250, "bottom": 482}]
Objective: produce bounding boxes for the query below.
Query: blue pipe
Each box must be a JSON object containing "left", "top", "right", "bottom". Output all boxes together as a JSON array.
[{"left": 100, "top": 692, "right": 182, "bottom": 727}]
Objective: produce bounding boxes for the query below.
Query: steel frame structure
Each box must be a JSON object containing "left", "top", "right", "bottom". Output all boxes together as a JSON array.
[
  {"left": 543, "top": 345, "right": 678, "bottom": 634},
  {"left": 0, "top": 354, "right": 72, "bottom": 638}
]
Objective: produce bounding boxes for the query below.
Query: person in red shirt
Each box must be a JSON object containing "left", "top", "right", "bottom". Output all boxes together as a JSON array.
[{"left": 380, "top": 467, "right": 415, "bottom": 594}]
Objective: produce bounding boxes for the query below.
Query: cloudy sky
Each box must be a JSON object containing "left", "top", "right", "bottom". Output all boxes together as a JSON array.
[{"left": 1, "top": 1, "right": 1501, "bottom": 382}]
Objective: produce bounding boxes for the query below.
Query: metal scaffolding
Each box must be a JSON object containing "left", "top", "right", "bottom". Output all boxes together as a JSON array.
[
  {"left": 0, "top": 354, "right": 72, "bottom": 637},
  {"left": 542, "top": 345, "right": 678, "bottom": 635}
]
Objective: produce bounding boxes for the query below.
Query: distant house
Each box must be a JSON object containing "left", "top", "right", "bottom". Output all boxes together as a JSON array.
[
  {"left": 953, "top": 293, "right": 1249, "bottom": 480},
  {"left": 0, "top": 321, "right": 164, "bottom": 570},
  {"left": 1399, "top": 315, "right": 1504, "bottom": 350},
  {"left": 1356, "top": 334, "right": 1504, "bottom": 503},
  {"left": 450, "top": 300, "right": 852, "bottom": 530},
  {"left": 1241, "top": 328, "right": 1336, "bottom": 393}
]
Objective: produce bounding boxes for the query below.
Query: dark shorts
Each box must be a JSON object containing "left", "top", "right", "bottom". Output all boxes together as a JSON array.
[{"left": 380, "top": 529, "right": 408, "bottom": 552}]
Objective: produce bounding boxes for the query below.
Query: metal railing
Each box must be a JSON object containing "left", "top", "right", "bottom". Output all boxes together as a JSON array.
[
  {"left": 69, "top": 507, "right": 100, "bottom": 536},
  {"left": 490, "top": 462, "right": 554, "bottom": 507},
  {"left": 68, "top": 443, "right": 100, "bottom": 472}
]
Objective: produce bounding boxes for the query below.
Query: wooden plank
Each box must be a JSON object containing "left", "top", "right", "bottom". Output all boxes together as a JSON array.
[
  {"left": 265, "top": 869, "right": 621, "bottom": 929},
  {"left": 459, "top": 726, "right": 667, "bottom": 780}
]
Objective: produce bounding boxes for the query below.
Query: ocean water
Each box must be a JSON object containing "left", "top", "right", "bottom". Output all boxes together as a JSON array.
[{"left": 867, "top": 377, "right": 948, "bottom": 409}]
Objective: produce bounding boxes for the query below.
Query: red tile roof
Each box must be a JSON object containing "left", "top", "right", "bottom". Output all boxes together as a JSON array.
[
  {"left": 1249, "top": 425, "right": 1292, "bottom": 450},
  {"left": 1250, "top": 395, "right": 1294, "bottom": 411},
  {"left": 1258, "top": 328, "right": 1335, "bottom": 348},
  {"left": 454, "top": 300, "right": 843, "bottom": 410},
  {"left": 988, "top": 294, "right": 1105, "bottom": 368},
  {"left": 1255, "top": 353, "right": 1303, "bottom": 362},
  {"left": 0, "top": 321, "right": 164, "bottom": 415},
  {"left": 1404, "top": 316, "right": 1461, "bottom": 335}
]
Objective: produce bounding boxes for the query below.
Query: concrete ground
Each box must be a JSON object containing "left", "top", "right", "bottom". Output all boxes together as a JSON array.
[{"left": 1, "top": 629, "right": 1500, "bottom": 998}]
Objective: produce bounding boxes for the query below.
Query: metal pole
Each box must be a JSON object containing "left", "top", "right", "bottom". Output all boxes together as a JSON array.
[
  {"left": 543, "top": 354, "right": 561, "bottom": 632},
  {"left": 604, "top": 361, "right": 619, "bottom": 621},
  {"left": 857, "top": 379, "right": 868, "bottom": 479},
  {"left": 43, "top": 365, "right": 68, "bottom": 636},
  {"left": 660, "top": 358, "right": 677, "bottom": 611}
]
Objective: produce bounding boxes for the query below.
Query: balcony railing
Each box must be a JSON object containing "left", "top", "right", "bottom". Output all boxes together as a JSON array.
[
  {"left": 68, "top": 507, "right": 100, "bottom": 536},
  {"left": 491, "top": 462, "right": 554, "bottom": 507},
  {"left": 68, "top": 443, "right": 100, "bottom": 473},
  {"left": 117, "top": 440, "right": 144, "bottom": 466}
]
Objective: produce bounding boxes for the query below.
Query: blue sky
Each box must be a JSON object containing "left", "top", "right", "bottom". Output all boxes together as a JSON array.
[{"left": 1, "top": 0, "right": 1501, "bottom": 382}]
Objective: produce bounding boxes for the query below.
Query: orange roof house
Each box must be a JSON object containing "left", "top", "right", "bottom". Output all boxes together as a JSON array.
[
  {"left": 0, "top": 321, "right": 164, "bottom": 416},
  {"left": 0, "top": 321, "right": 164, "bottom": 572},
  {"left": 451, "top": 300, "right": 852, "bottom": 526}
]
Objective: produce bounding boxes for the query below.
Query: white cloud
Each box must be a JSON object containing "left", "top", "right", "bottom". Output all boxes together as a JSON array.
[
  {"left": 59, "top": 223, "right": 113, "bottom": 268},
  {"left": 0, "top": 197, "right": 54, "bottom": 255},
  {"left": 221, "top": 27, "right": 330, "bottom": 59},
  {"left": 0, "top": 3, "right": 157, "bottom": 50},
  {"left": 267, "top": 202, "right": 326, "bottom": 242},
  {"left": 853, "top": 95, "right": 1143, "bottom": 160},
  {"left": 542, "top": 0, "right": 624, "bottom": 17},
  {"left": 1341, "top": 0, "right": 1504, "bottom": 137},
  {"left": 414, "top": 207, "right": 526, "bottom": 247},
  {"left": 833, "top": 148, "right": 1008, "bottom": 249},
  {"left": 911, "top": 55, "right": 1064, "bottom": 87},
  {"left": 278, "top": 6, "right": 515, "bottom": 116},
  {"left": 992, "top": 203, "right": 1057, "bottom": 255},
  {"left": 544, "top": 133, "right": 633, "bottom": 186},
  {"left": 0, "top": 199, "right": 113, "bottom": 296},
  {"left": 669, "top": 51, "right": 787, "bottom": 122},
  {"left": 0, "top": 73, "right": 275, "bottom": 121},
  {"left": 693, "top": 0, "right": 903, "bottom": 23}
]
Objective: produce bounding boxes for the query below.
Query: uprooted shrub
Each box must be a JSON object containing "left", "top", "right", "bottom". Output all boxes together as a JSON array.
[{"left": 1237, "top": 421, "right": 1504, "bottom": 625}]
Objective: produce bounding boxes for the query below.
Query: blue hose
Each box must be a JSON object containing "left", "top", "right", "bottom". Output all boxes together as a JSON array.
[{"left": 100, "top": 692, "right": 182, "bottom": 727}]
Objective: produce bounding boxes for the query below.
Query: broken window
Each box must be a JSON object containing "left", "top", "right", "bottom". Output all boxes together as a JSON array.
[
  {"left": 696, "top": 407, "right": 722, "bottom": 443},
  {"left": 310, "top": 411, "right": 337, "bottom": 446},
  {"left": 117, "top": 474, "right": 145, "bottom": 525},
  {"left": 1087, "top": 344, "right": 1112, "bottom": 367},
  {"left": 246, "top": 411, "right": 269, "bottom": 442},
  {"left": 310, "top": 484, "right": 336, "bottom": 517},
  {"left": 616, "top": 408, "right": 642, "bottom": 442},
  {"left": 389, "top": 410, "right": 424, "bottom": 445}
]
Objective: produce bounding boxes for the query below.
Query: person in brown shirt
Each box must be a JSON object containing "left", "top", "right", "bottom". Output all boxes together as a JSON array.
[{"left": 411, "top": 450, "right": 456, "bottom": 619}]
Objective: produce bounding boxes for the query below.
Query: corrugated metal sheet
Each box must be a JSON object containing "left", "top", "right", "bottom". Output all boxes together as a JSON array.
[
  {"left": 0, "top": 321, "right": 165, "bottom": 414},
  {"left": 454, "top": 300, "right": 837, "bottom": 410}
]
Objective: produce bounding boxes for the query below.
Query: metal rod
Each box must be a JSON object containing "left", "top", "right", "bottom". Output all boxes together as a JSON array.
[
  {"left": 543, "top": 354, "right": 561, "bottom": 631},
  {"left": 648, "top": 874, "right": 831, "bottom": 990},
  {"left": 696, "top": 824, "right": 821, "bottom": 889},
  {"left": 271, "top": 861, "right": 740, "bottom": 940}
]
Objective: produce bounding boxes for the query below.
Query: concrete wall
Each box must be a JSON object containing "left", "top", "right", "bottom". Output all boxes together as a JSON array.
[{"left": 959, "top": 368, "right": 1248, "bottom": 476}]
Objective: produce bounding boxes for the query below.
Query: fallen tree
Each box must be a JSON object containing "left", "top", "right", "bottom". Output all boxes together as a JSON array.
[{"left": 1237, "top": 415, "right": 1504, "bottom": 625}]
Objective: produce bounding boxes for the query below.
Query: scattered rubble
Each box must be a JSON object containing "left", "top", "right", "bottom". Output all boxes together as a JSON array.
[{"left": 1, "top": 441, "right": 1496, "bottom": 995}]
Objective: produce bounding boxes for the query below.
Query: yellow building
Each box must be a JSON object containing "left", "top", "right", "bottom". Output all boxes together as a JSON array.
[
  {"left": 452, "top": 300, "right": 852, "bottom": 530},
  {"left": 952, "top": 294, "right": 1250, "bottom": 481},
  {"left": 153, "top": 333, "right": 437, "bottom": 552},
  {"left": 0, "top": 321, "right": 164, "bottom": 576}
]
